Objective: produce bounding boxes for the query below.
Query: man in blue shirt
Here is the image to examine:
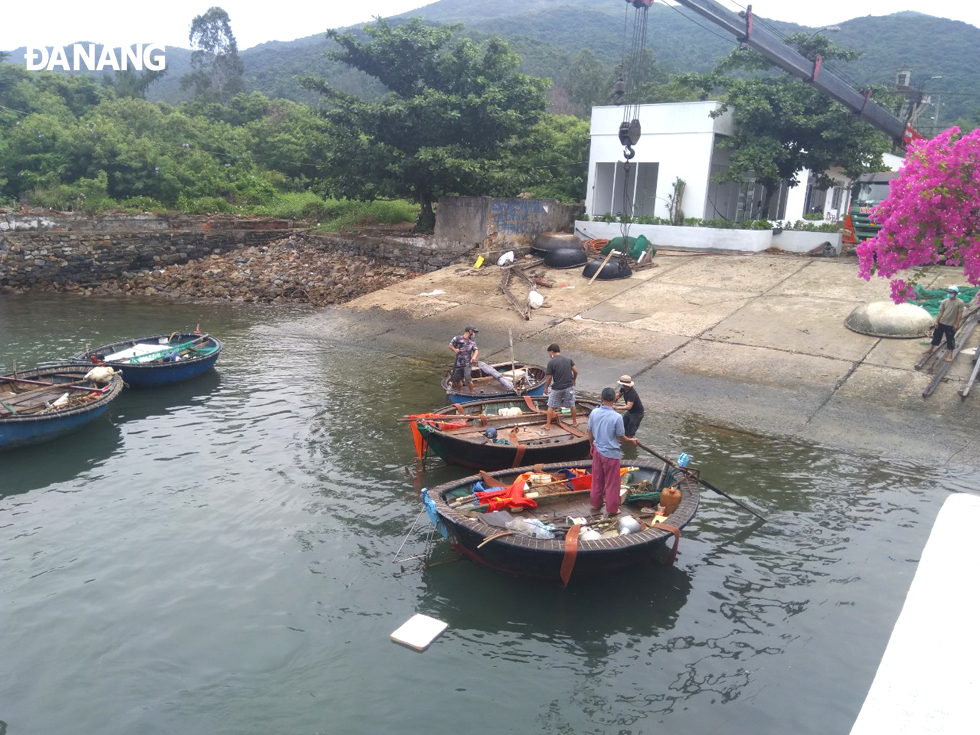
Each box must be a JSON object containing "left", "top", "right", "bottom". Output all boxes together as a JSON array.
[{"left": 587, "top": 386, "right": 637, "bottom": 516}]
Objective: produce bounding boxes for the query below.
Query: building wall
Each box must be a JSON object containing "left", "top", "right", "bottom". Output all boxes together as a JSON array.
[
  {"left": 586, "top": 102, "right": 734, "bottom": 220},
  {"left": 434, "top": 196, "right": 581, "bottom": 255}
]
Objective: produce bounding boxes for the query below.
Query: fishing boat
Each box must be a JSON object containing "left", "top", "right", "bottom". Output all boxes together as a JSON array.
[
  {"left": 72, "top": 332, "right": 222, "bottom": 387},
  {"left": 0, "top": 365, "right": 124, "bottom": 450},
  {"left": 421, "top": 458, "right": 699, "bottom": 583},
  {"left": 409, "top": 395, "right": 599, "bottom": 470},
  {"left": 441, "top": 361, "right": 547, "bottom": 404}
]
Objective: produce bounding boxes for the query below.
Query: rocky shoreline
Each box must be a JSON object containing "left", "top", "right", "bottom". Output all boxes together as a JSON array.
[{"left": 0, "top": 236, "right": 421, "bottom": 306}]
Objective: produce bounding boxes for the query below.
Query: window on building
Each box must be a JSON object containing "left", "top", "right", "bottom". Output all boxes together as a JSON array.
[{"left": 591, "top": 162, "right": 659, "bottom": 217}]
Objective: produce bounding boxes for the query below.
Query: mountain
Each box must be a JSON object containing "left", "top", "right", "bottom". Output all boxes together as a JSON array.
[{"left": 4, "top": 2, "right": 977, "bottom": 123}]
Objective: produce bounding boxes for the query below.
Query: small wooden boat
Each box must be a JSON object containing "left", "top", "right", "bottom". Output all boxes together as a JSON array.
[
  {"left": 441, "top": 361, "right": 547, "bottom": 404},
  {"left": 72, "top": 332, "right": 222, "bottom": 387},
  {"left": 421, "top": 458, "right": 699, "bottom": 582},
  {"left": 411, "top": 395, "right": 599, "bottom": 470},
  {"left": 0, "top": 365, "right": 124, "bottom": 450}
]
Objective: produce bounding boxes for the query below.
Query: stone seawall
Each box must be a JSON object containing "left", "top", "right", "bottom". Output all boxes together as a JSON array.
[{"left": 0, "top": 229, "right": 293, "bottom": 286}]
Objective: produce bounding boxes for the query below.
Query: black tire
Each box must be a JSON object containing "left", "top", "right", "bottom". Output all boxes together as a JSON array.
[
  {"left": 582, "top": 256, "right": 632, "bottom": 280},
  {"left": 544, "top": 247, "right": 588, "bottom": 269},
  {"left": 532, "top": 232, "right": 580, "bottom": 255}
]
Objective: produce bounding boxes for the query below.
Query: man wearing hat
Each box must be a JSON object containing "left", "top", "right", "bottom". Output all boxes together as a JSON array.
[
  {"left": 587, "top": 386, "right": 638, "bottom": 516},
  {"left": 449, "top": 326, "right": 479, "bottom": 393},
  {"left": 615, "top": 375, "right": 644, "bottom": 437},
  {"left": 923, "top": 287, "right": 964, "bottom": 363}
]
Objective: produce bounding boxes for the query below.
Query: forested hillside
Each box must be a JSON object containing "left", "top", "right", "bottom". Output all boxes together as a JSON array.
[{"left": 4, "top": 3, "right": 978, "bottom": 122}]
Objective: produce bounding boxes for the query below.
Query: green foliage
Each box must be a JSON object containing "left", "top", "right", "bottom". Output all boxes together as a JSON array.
[
  {"left": 182, "top": 6, "right": 245, "bottom": 102},
  {"left": 303, "top": 18, "right": 549, "bottom": 229},
  {"left": 682, "top": 35, "right": 891, "bottom": 213},
  {"left": 248, "top": 192, "right": 418, "bottom": 230},
  {"left": 509, "top": 114, "right": 589, "bottom": 202}
]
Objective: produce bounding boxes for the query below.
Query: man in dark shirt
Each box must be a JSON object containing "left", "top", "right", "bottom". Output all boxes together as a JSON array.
[
  {"left": 615, "top": 374, "right": 644, "bottom": 437},
  {"left": 544, "top": 343, "right": 578, "bottom": 428}
]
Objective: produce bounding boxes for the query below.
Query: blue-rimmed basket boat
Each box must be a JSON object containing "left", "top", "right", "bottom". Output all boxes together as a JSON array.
[
  {"left": 0, "top": 365, "right": 124, "bottom": 450},
  {"left": 421, "top": 458, "right": 699, "bottom": 583},
  {"left": 412, "top": 395, "right": 599, "bottom": 471},
  {"left": 441, "top": 361, "right": 547, "bottom": 404},
  {"left": 72, "top": 332, "right": 222, "bottom": 387}
]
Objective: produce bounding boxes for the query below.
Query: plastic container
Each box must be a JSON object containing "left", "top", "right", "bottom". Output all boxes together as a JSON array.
[
  {"left": 660, "top": 486, "right": 682, "bottom": 515},
  {"left": 677, "top": 452, "right": 692, "bottom": 468}
]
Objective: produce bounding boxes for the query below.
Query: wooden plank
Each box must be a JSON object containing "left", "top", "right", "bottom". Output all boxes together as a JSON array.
[{"left": 960, "top": 353, "right": 980, "bottom": 399}]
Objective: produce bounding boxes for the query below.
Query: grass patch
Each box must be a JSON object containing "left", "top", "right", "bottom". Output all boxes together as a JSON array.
[{"left": 250, "top": 193, "right": 418, "bottom": 231}]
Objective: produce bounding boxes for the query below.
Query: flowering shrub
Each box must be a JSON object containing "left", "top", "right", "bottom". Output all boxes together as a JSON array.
[{"left": 858, "top": 127, "right": 980, "bottom": 302}]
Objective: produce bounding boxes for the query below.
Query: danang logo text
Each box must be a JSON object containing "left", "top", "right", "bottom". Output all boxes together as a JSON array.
[{"left": 25, "top": 44, "right": 166, "bottom": 71}]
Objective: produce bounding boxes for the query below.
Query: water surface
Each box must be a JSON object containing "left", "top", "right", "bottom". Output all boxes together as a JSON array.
[{"left": 0, "top": 293, "right": 971, "bottom": 735}]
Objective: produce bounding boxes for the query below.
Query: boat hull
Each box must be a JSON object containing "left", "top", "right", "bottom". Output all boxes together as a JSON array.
[
  {"left": 427, "top": 459, "right": 699, "bottom": 581},
  {"left": 442, "top": 362, "right": 547, "bottom": 403},
  {"left": 72, "top": 332, "right": 222, "bottom": 387},
  {"left": 0, "top": 366, "right": 124, "bottom": 451},
  {"left": 419, "top": 396, "right": 595, "bottom": 470}
]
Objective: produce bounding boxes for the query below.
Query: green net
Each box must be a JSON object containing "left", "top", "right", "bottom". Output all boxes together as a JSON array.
[
  {"left": 912, "top": 285, "right": 979, "bottom": 317},
  {"left": 600, "top": 235, "right": 654, "bottom": 261}
]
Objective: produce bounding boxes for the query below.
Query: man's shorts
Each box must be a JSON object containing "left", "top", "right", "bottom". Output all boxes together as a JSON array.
[
  {"left": 452, "top": 362, "right": 472, "bottom": 384},
  {"left": 547, "top": 386, "right": 575, "bottom": 409}
]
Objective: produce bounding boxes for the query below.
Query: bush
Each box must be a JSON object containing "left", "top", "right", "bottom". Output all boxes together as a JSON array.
[{"left": 176, "top": 195, "right": 236, "bottom": 214}]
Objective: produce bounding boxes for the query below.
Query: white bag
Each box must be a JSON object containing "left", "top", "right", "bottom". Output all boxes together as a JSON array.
[
  {"left": 497, "top": 251, "right": 515, "bottom": 266},
  {"left": 527, "top": 290, "right": 544, "bottom": 309}
]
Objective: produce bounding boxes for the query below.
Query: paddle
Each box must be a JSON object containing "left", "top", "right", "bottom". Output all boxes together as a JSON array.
[{"left": 634, "top": 440, "right": 768, "bottom": 523}]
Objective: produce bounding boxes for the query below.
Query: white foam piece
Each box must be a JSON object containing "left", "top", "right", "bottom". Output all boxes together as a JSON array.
[
  {"left": 104, "top": 343, "right": 162, "bottom": 361},
  {"left": 850, "top": 493, "right": 980, "bottom": 734},
  {"left": 390, "top": 614, "right": 448, "bottom": 652}
]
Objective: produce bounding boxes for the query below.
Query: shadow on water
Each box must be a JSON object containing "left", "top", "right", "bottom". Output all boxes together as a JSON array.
[
  {"left": 111, "top": 369, "right": 222, "bottom": 423},
  {"left": 0, "top": 416, "right": 123, "bottom": 496}
]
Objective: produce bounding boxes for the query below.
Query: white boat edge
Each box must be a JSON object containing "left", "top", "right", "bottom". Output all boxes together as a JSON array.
[{"left": 850, "top": 492, "right": 980, "bottom": 734}]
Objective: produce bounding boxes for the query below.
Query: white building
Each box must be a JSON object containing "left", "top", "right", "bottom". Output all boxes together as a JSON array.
[{"left": 585, "top": 102, "right": 902, "bottom": 225}]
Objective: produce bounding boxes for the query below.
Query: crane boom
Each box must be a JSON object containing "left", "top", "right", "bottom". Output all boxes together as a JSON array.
[{"left": 672, "top": 0, "right": 920, "bottom": 147}]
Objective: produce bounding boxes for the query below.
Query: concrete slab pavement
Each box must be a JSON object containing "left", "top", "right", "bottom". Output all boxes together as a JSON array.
[{"left": 323, "top": 251, "right": 980, "bottom": 469}]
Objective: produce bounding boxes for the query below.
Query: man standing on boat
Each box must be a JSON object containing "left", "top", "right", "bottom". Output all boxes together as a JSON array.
[
  {"left": 449, "top": 326, "right": 479, "bottom": 393},
  {"left": 587, "top": 386, "right": 637, "bottom": 517},
  {"left": 544, "top": 343, "right": 578, "bottom": 428},
  {"left": 615, "top": 375, "right": 644, "bottom": 438}
]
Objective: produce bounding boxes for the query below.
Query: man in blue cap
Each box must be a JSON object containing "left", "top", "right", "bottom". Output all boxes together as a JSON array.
[{"left": 449, "top": 326, "right": 479, "bottom": 393}]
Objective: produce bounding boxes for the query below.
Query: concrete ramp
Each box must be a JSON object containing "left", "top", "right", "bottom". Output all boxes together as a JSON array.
[{"left": 850, "top": 492, "right": 980, "bottom": 734}]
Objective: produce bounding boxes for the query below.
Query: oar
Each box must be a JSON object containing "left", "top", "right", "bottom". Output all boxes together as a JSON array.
[{"left": 635, "top": 440, "right": 767, "bottom": 523}]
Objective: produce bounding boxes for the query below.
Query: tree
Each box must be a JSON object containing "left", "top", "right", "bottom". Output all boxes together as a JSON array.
[
  {"left": 112, "top": 67, "right": 167, "bottom": 99},
  {"left": 562, "top": 50, "right": 609, "bottom": 116},
  {"left": 303, "top": 18, "right": 549, "bottom": 231},
  {"left": 857, "top": 127, "right": 980, "bottom": 301},
  {"left": 181, "top": 7, "right": 244, "bottom": 103},
  {"left": 509, "top": 114, "right": 590, "bottom": 202},
  {"left": 682, "top": 33, "right": 890, "bottom": 216}
]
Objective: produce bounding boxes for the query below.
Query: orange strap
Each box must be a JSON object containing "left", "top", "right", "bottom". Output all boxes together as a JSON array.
[
  {"left": 556, "top": 417, "right": 586, "bottom": 438},
  {"left": 658, "top": 524, "right": 682, "bottom": 566},
  {"left": 523, "top": 394, "right": 544, "bottom": 413},
  {"left": 453, "top": 403, "right": 465, "bottom": 414},
  {"left": 511, "top": 443, "right": 527, "bottom": 468},
  {"left": 560, "top": 524, "right": 581, "bottom": 587}
]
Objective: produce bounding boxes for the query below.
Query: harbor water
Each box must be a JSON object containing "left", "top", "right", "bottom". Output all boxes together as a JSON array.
[{"left": 0, "top": 293, "right": 974, "bottom": 735}]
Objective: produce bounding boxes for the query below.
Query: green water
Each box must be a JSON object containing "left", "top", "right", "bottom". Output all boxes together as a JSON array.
[{"left": 0, "top": 293, "right": 972, "bottom": 735}]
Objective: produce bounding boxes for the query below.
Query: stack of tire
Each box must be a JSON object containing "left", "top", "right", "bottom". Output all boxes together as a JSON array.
[{"left": 532, "top": 232, "right": 588, "bottom": 269}]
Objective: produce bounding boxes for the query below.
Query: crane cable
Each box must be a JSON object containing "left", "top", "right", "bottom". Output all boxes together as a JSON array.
[{"left": 616, "top": 0, "right": 653, "bottom": 242}]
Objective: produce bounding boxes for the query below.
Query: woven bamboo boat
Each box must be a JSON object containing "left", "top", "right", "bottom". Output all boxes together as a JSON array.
[
  {"left": 72, "top": 332, "right": 222, "bottom": 387},
  {"left": 413, "top": 395, "right": 598, "bottom": 470},
  {"left": 441, "top": 361, "right": 547, "bottom": 404},
  {"left": 422, "top": 458, "right": 699, "bottom": 583},
  {"left": 0, "top": 365, "right": 124, "bottom": 450}
]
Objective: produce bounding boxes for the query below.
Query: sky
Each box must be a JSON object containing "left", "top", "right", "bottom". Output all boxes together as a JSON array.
[{"left": 2, "top": 0, "right": 978, "bottom": 52}]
